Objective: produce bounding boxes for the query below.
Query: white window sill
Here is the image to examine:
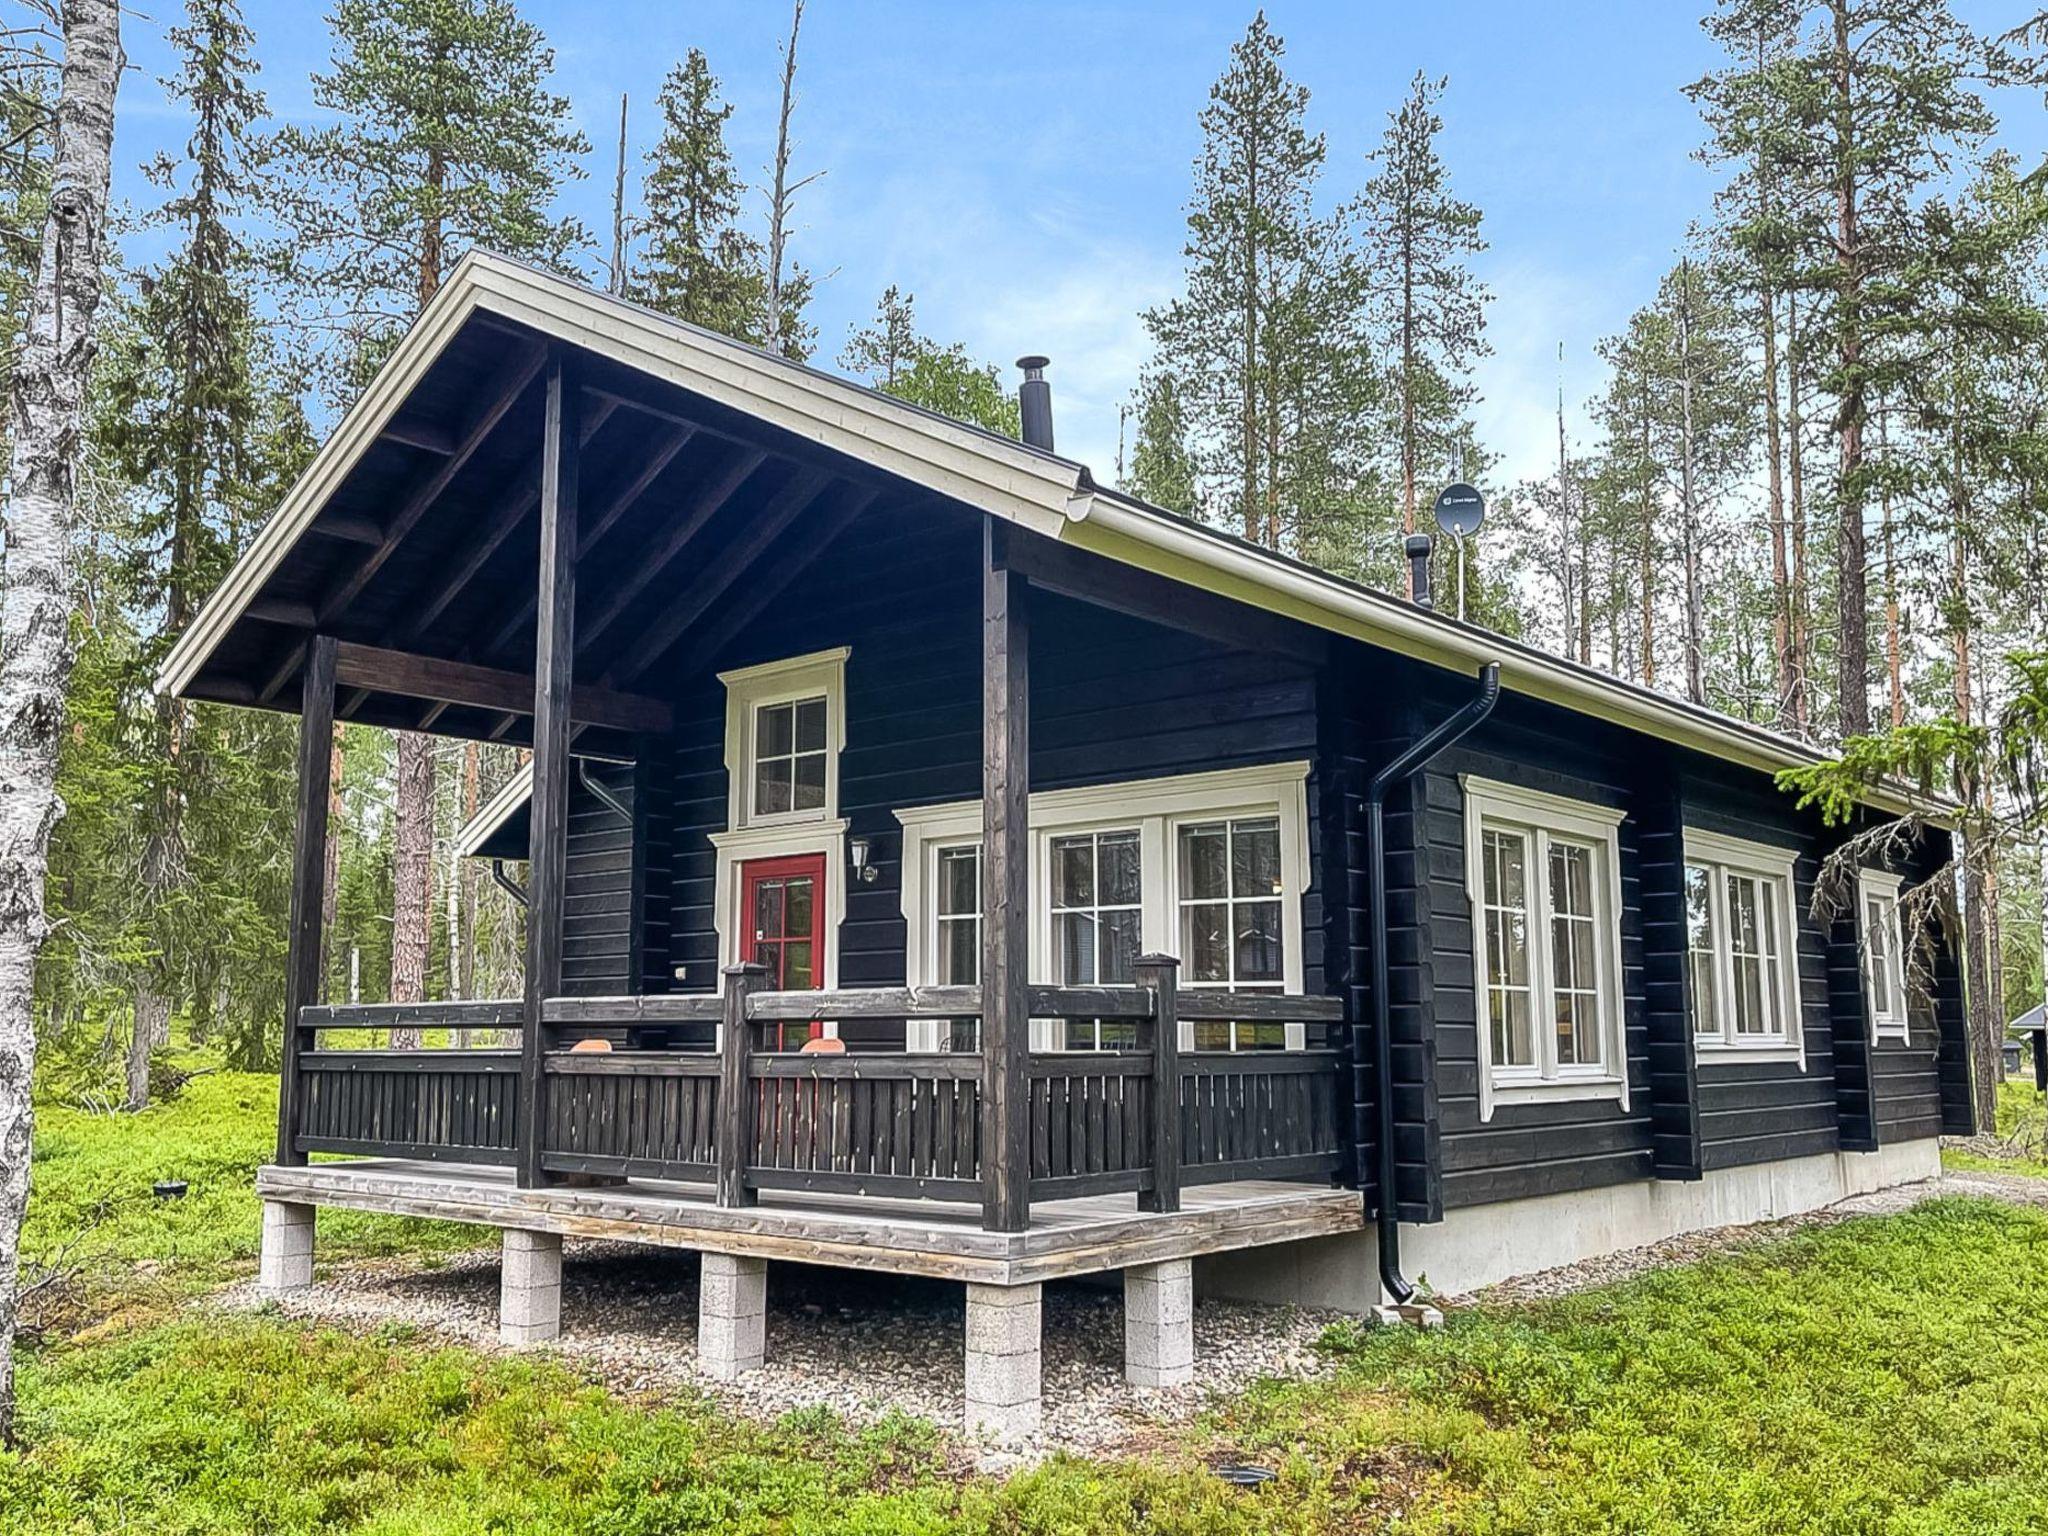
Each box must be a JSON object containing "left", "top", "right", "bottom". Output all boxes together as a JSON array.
[
  {"left": 1696, "top": 1041, "right": 1805, "bottom": 1066},
  {"left": 1871, "top": 1026, "right": 1911, "bottom": 1046},
  {"left": 1484, "top": 1076, "right": 1627, "bottom": 1117}
]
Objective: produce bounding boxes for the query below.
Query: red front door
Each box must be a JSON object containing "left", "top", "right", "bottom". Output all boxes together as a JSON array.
[{"left": 739, "top": 853, "right": 826, "bottom": 1048}]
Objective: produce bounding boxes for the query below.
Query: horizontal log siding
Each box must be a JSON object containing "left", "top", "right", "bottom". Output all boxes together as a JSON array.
[
  {"left": 561, "top": 760, "right": 637, "bottom": 995},
  {"left": 650, "top": 506, "right": 1327, "bottom": 1050},
  {"left": 1679, "top": 763, "right": 1843, "bottom": 1172}
]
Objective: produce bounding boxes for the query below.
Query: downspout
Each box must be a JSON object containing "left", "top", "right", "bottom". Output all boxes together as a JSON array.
[
  {"left": 491, "top": 858, "right": 529, "bottom": 907},
  {"left": 1365, "top": 661, "right": 1500, "bottom": 1304}
]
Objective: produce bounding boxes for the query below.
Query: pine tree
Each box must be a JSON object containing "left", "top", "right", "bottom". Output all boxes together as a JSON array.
[
  {"left": 761, "top": 0, "right": 819, "bottom": 360},
  {"left": 839, "top": 287, "right": 1018, "bottom": 436},
  {"left": 96, "top": 0, "right": 272, "bottom": 1107},
  {"left": 1356, "top": 71, "right": 1489, "bottom": 594},
  {"left": 631, "top": 50, "right": 766, "bottom": 341},
  {"left": 271, "top": 0, "right": 587, "bottom": 1028},
  {"left": 1125, "top": 372, "right": 1199, "bottom": 515}
]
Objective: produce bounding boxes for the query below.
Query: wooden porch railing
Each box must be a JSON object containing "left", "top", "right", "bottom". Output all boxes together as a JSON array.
[{"left": 286, "top": 969, "right": 1345, "bottom": 1225}]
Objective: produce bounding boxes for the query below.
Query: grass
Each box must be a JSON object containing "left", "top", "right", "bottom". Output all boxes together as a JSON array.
[
  {"left": 10, "top": 1195, "right": 2048, "bottom": 1531},
  {"left": 24, "top": 1066, "right": 481, "bottom": 1326},
  {"left": 15, "top": 1060, "right": 2048, "bottom": 1531},
  {"left": 1942, "top": 1076, "right": 2048, "bottom": 1179}
]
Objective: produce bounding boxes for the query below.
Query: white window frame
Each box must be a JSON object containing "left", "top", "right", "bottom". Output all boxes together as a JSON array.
[
  {"left": 720, "top": 647, "right": 849, "bottom": 832},
  {"left": 1683, "top": 829, "right": 1805, "bottom": 1067},
  {"left": 710, "top": 648, "right": 851, "bottom": 1001},
  {"left": 1858, "top": 868, "right": 1910, "bottom": 1043},
  {"left": 894, "top": 761, "right": 1311, "bottom": 1052},
  {"left": 1462, "top": 775, "right": 1629, "bottom": 1122}
]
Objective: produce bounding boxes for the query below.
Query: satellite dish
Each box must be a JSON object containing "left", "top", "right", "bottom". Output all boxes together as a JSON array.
[{"left": 1434, "top": 483, "right": 1486, "bottom": 539}]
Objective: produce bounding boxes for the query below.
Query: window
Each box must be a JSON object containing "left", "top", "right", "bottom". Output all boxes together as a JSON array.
[
  {"left": 1683, "top": 830, "right": 1802, "bottom": 1061},
  {"left": 893, "top": 761, "right": 1313, "bottom": 1054},
  {"left": 1050, "top": 829, "right": 1143, "bottom": 1049},
  {"left": 1859, "top": 869, "right": 1909, "bottom": 1042},
  {"left": 933, "top": 843, "right": 981, "bottom": 1052},
  {"left": 1462, "top": 776, "right": 1628, "bottom": 1120},
  {"left": 720, "top": 648, "right": 847, "bottom": 831},
  {"left": 752, "top": 695, "right": 827, "bottom": 818},
  {"left": 1179, "top": 816, "right": 1286, "bottom": 1049}
]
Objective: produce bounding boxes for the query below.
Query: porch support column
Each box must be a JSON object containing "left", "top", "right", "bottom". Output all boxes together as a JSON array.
[
  {"left": 277, "top": 633, "right": 337, "bottom": 1166},
  {"left": 499, "top": 1229, "right": 563, "bottom": 1347},
  {"left": 519, "top": 350, "right": 580, "bottom": 1189},
  {"left": 980, "top": 521, "right": 1030, "bottom": 1233},
  {"left": 697, "top": 1252, "right": 768, "bottom": 1378},
  {"left": 964, "top": 1280, "right": 1041, "bottom": 1441},
  {"left": 1122, "top": 1258, "right": 1193, "bottom": 1387}
]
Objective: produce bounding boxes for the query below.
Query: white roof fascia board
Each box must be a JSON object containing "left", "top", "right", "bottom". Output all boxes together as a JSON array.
[{"left": 456, "top": 761, "right": 535, "bottom": 858}]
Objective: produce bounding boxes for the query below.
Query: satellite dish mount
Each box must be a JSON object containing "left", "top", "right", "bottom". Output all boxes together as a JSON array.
[{"left": 1432, "top": 483, "right": 1486, "bottom": 621}]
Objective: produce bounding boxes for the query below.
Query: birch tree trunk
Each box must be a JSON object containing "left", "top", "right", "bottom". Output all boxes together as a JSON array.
[{"left": 0, "top": 0, "right": 123, "bottom": 1446}]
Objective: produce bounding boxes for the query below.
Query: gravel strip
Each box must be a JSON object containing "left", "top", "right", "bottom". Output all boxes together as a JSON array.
[
  {"left": 1444, "top": 1169, "right": 2048, "bottom": 1307},
  {"left": 218, "top": 1246, "right": 1350, "bottom": 1459}
]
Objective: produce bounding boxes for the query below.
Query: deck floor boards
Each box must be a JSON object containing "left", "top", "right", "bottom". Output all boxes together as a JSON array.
[{"left": 257, "top": 1160, "right": 1364, "bottom": 1284}]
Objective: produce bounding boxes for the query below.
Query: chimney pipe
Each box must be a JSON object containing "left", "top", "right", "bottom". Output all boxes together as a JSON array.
[
  {"left": 1017, "top": 355, "right": 1054, "bottom": 452},
  {"left": 1406, "top": 533, "right": 1434, "bottom": 610}
]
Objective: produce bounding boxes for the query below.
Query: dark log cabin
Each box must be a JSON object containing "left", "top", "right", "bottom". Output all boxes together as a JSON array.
[{"left": 163, "top": 252, "right": 1972, "bottom": 1441}]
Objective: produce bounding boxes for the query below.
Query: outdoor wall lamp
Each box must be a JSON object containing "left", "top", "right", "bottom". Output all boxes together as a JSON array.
[{"left": 849, "top": 835, "right": 878, "bottom": 884}]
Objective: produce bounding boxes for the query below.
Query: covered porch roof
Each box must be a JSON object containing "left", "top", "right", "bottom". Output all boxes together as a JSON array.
[{"left": 160, "top": 249, "right": 1936, "bottom": 816}]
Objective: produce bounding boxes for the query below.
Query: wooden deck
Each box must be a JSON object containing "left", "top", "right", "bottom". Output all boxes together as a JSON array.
[{"left": 257, "top": 1158, "right": 1366, "bottom": 1285}]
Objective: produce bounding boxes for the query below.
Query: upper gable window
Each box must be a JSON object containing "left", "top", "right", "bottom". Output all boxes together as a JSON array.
[
  {"left": 1462, "top": 776, "right": 1629, "bottom": 1121},
  {"left": 1684, "top": 829, "right": 1803, "bottom": 1063},
  {"left": 720, "top": 648, "right": 848, "bottom": 831}
]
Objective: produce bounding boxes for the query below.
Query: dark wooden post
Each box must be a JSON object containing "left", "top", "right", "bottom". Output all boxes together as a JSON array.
[
  {"left": 518, "top": 351, "right": 580, "bottom": 1189},
  {"left": 980, "top": 521, "right": 1031, "bottom": 1232},
  {"left": 718, "top": 962, "right": 765, "bottom": 1207},
  {"left": 1136, "top": 953, "right": 1181, "bottom": 1213},
  {"left": 277, "top": 634, "right": 338, "bottom": 1166}
]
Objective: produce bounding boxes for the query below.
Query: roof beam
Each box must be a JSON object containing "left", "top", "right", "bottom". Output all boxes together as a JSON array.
[
  {"left": 575, "top": 445, "right": 768, "bottom": 654},
  {"left": 332, "top": 641, "right": 671, "bottom": 735},
  {"left": 479, "top": 419, "right": 696, "bottom": 664},
  {"left": 380, "top": 415, "right": 457, "bottom": 454},
  {"left": 398, "top": 397, "right": 620, "bottom": 648},
  {"left": 315, "top": 343, "right": 547, "bottom": 626},
  {"left": 309, "top": 514, "right": 384, "bottom": 546},
  {"left": 604, "top": 469, "right": 833, "bottom": 688},
  {"left": 673, "top": 489, "right": 879, "bottom": 678}
]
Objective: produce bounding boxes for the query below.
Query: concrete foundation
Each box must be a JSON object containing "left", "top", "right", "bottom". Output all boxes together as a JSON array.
[
  {"left": 498, "top": 1229, "right": 563, "bottom": 1347},
  {"left": 1197, "top": 1137, "right": 1941, "bottom": 1308},
  {"left": 698, "top": 1252, "right": 768, "bottom": 1379},
  {"left": 1123, "top": 1259, "right": 1194, "bottom": 1387},
  {"left": 258, "top": 1198, "right": 315, "bottom": 1292},
  {"left": 963, "top": 1281, "right": 1041, "bottom": 1441}
]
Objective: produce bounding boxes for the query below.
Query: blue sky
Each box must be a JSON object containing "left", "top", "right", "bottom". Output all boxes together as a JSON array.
[{"left": 110, "top": 1, "right": 2048, "bottom": 493}]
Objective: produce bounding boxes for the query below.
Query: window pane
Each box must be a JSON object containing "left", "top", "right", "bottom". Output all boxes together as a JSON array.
[
  {"left": 1194, "top": 1020, "right": 1230, "bottom": 1051},
  {"left": 1492, "top": 988, "right": 1532, "bottom": 1068},
  {"left": 939, "top": 846, "right": 979, "bottom": 918},
  {"left": 1063, "top": 1019, "right": 1097, "bottom": 1051},
  {"left": 1549, "top": 840, "right": 1593, "bottom": 919},
  {"left": 1232, "top": 818, "right": 1283, "bottom": 896},
  {"left": 938, "top": 917, "right": 977, "bottom": 986},
  {"left": 1101, "top": 908, "right": 1141, "bottom": 983},
  {"left": 1099, "top": 830, "right": 1142, "bottom": 906},
  {"left": 784, "top": 876, "right": 813, "bottom": 938},
  {"left": 792, "top": 750, "right": 826, "bottom": 810},
  {"left": 783, "top": 940, "right": 814, "bottom": 990},
  {"left": 793, "top": 696, "right": 826, "bottom": 752},
  {"left": 1235, "top": 900, "right": 1283, "bottom": 983},
  {"left": 1057, "top": 912, "right": 1097, "bottom": 984},
  {"left": 1733, "top": 954, "right": 1765, "bottom": 1035},
  {"left": 1245, "top": 1020, "right": 1285, "bottom": 1050},
  {"left": 1685, "top": 864, "right": 1717, "bottom": 1036},
  {"left": 755, "top": 758, "right": 792, "bottom": 815},
  {"left": 1866, "top": 897, "right": 1891, "bottom": 1015},
  {"left": 1184, "top": 901, "right": 1230, "bottom": 983},
  {"left": 1485, "top": 828, "right": 1526, "bottom": 910},
  {"left": 753, "top": 879, "right": 785, "bottom": 940},
  {"left": 1054, "top": 837, "right": 1094, "bottom": 909},
  {"left": 1179, "top": 823, "right": 1229, "bottom": 901},
  {"left": 757, "top": 702, "right": 793, "bottom": 756}
]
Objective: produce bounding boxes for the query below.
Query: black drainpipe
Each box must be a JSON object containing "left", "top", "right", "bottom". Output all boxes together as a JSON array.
[
  {"left": 1364, "top": 661, "right": 1499, "bottom": 1304},
  {"left": 491, "top": 858, "right": 529, "bottom": 907}
]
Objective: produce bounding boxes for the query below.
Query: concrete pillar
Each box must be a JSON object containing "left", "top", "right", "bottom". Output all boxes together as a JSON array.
[
  {"left": 257, "top": 1198, "right": 315, "bottom": 1292},
  {"left": 1123, "top": 1258, "right": 1194, "bottom": 1387},
  {"left": 963, "top": 1281, "right": 1041, "bottom": 1442},
  {"left": 499, "top": 1229, "right": 563, "bottom": 1347},
  {"left": 697, "top": 1252, "right": 767, "bottom": 1380}
]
